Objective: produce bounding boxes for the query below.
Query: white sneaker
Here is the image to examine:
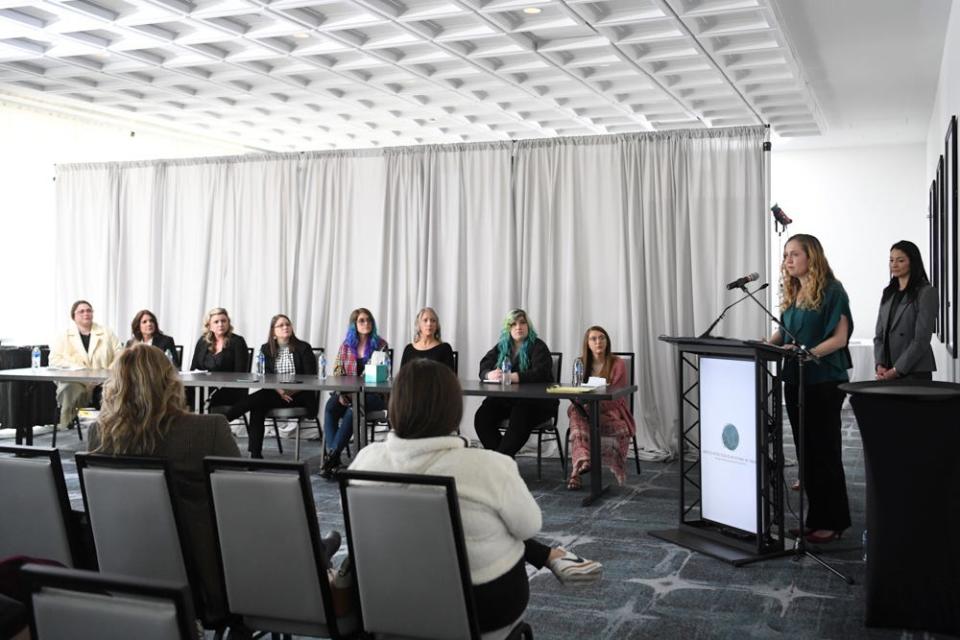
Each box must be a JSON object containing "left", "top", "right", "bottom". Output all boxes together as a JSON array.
[{"left": 547, "top": 551, "right": 603, "bottom": 584}]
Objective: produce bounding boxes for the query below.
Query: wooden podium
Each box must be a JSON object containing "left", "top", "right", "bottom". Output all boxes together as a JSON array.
[{"left": 652, "top": 336, "right": 788, "bottom": 565}]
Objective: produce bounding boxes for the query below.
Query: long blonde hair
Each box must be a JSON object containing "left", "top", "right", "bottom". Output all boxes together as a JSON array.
[
  {"left": 780, "top": 234, "right": 836, "bottom": 312},
  {"left": 96, "top": 344, "right": 186, "bottom": 455},
  {"left": 201, "top": 307, "right": 234, "bottom": 352},
  {"left": 413, "top": 307, "right": 442, "bottom": 343}
]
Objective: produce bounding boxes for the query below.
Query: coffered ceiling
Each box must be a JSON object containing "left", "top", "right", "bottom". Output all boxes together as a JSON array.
[{"left": 0, "top": 0, "right": 836, "bottom": 151}]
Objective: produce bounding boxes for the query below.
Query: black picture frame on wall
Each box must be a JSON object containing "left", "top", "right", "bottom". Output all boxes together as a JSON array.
[
  {"left": 945, "top": 115, "right": 958, "bottom": 358},
  {"left": 938, "top": 155, "right": 947, "bottom": 344},
  {"left": 931, "top": 179, "right": 941, "bottom": 340}
]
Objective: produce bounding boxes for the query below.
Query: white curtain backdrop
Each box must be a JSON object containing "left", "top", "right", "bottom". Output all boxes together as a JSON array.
[{"left": 54, "top": 127, "right": 768, "bottom": 458}]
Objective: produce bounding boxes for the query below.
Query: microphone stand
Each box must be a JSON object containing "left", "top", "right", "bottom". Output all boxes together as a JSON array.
[
  {"left": 699, "top": 283, "right": 770, "bottom": 338},
  {"left": 739, "top": 284, "right": 854, "bottom": 584}
]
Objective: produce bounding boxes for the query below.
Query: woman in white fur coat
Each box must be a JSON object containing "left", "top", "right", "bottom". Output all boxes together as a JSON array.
[
  {"left": 49, "top": 299, "right": 123, "bottom": 427},
  {"left": 349, "top": 359, "right": 602, "bottom": 634}
]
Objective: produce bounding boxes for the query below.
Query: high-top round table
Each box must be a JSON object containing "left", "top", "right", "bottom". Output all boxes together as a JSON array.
[{"left": 840, "top": 380, "right": 960, "bottom": 636}]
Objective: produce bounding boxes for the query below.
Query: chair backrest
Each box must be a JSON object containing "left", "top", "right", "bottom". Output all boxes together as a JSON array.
[
  {"left": 611, "top": 351, "right": 636, "bottom": 415},
  {"left": 173, "top": 345, "right": 184, "bottom": 370},
  {"left": 452, "top": 350, "right": 459, "bottom": 375},
  {"left": 246, "top": 347, "right": 254, "bottom": 372},
  {"left": 75, "top": 454, "right": 193, "bottom": 588},
  {"left": 24, "top": 564, "right": 196, "bottom": 640},
  {"left": 550, "top": 352, "right": 562, "bottom": 383},
  {"left": 338, "top": 470, "right": 481, "bottom": 640},
  {"left": 204, "top": 457, "right": 344, "bottom": 638},
  {"left": 0, "top": 446, "right": 81, "bottom": 567}
]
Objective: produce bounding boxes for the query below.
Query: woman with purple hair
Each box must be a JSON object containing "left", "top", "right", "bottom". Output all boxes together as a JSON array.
[{"left": 320, "top": 307, "right": 388, "bottom": 476}]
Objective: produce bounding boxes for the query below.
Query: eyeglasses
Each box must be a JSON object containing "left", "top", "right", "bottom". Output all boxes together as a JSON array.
[
  {"left": 274, "top": 322, "right": 291, "bottom": 328},
  {"left": 357, "top": 317, "right": 372, "bottom": 324}
]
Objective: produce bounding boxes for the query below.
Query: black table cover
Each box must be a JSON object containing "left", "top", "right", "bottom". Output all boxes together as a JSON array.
[
  {"left": 841, "top": 380, "right": 960, "bottom": 636},
  {"left": 0, "top": 347, "right": 58, "bottom": 441}
]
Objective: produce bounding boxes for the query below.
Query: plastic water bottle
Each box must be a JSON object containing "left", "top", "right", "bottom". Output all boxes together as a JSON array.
[
  {"left": 573, "top": 357, "right": 584, "bottom": 386},
  {"left": 318, "top": 351, "right": 327, "bottom": 380},
  {"left": 31, "top": 346, "right": 41, "bottom": 369},
  {"left": 385, "top": 351, "right": 392, "bottom": 381},
  {"left": 862, "top": 529, "right": 867, "bottom": 562},
  {"left": 256, "top": 350, "right": 266, "bottom": 377},
  {"left": 164, "top": 348, "right": 176, "bottom": 365},
  {"left": 501, "top": 358, "right": 512, "bottom": 386}
]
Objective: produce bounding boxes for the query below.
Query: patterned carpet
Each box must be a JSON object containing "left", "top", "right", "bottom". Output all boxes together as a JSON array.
[{"left": 40, "top": 410, "right": 946, "bottom": 640}]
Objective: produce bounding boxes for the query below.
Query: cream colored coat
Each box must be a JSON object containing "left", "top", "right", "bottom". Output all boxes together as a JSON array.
[
  {"left": 50, "top": 322, "right": 123, "bottom": 370},
  {"left": 50, "top": 322, "right": 123, "bottom": 426}
]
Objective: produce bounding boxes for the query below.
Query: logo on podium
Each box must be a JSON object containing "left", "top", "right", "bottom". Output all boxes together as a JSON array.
[{"left": 722, "top": 423, "right": 740, "bottom": 451}]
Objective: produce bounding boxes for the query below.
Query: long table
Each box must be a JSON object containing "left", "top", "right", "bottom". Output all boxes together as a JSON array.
[
  {"left": 0, "top": 368, "right": 363, "bottom": 452},
  {"left": 1, "top": 368, "right": 637, "bottom": 506},
  {"left": 364, "top": 378, "right": 638, "bottom": 506}
]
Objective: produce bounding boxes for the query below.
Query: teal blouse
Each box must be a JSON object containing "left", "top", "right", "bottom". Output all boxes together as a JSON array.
[{"left": 781, "top": 279, "right": 853, "bottom": 385}]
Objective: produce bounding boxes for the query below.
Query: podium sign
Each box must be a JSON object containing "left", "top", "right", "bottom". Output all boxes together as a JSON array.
[
  {"left": 700, "top": 357, "right": 758, "bottom": 534},
  {"left": 653, "top": 337, "right": 786, "bottom": 565}
]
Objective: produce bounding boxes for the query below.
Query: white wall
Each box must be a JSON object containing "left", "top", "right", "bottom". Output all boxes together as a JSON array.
[
  {"left": 770, "top": 143, "right": 928, "bottom": 346},
  {"left": 0, "top": 101, "right": 249, "bottom": 347},
  {"left": 925, "top": 0, "right": 960, "bottom": 380}
]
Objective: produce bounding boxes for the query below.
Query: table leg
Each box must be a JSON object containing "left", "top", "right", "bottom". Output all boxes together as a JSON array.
[
  {"left": 354, "top": 390, "right": 363, "bottom": 452},
  {"left": 582, "top": 398, "right": 610, "bottom": 507}
]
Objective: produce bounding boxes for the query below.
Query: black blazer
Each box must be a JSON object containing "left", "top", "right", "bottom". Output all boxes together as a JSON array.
[
  {"left": 190, "top": 334, "right": 249, "bottom": 373},
  {"left": 127, "top": 334, "right": 179, "bottom": 367},
  {"left": 261, "top": 339, "right": 318, "bottom": 375},
  {"left": 478, "top": 338, "right": 554, "bottom": 383}
]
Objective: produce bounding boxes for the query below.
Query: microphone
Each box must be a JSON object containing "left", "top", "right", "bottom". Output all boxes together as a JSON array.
[{"left": 725, "top": 272, "right": 759, "bottom": 290}]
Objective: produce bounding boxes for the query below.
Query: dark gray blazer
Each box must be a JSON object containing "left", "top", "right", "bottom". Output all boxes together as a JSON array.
[{"left": 873, "top": 284, "right": 938, "bottom": 375}]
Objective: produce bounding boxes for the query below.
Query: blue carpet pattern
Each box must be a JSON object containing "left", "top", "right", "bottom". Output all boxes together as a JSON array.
[{"left": 42, "top": 411, "right": 946, "bottom": 640}]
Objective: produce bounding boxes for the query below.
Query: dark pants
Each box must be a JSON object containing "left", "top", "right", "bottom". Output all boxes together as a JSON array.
[
  {"left": 474, "top": 398, "right": 558, "bottom": 457},
  {"left": 225, "top": 390, "right": 318, "bottom": 456},
  {"left": 471, "top": 539, "right": 551, "bottom": 632},
  {"left": 784, "top": 381, "right": 852, "bottom": 531}
]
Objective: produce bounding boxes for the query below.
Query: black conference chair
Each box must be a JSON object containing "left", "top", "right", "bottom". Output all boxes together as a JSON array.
[
  {"left": 564, "top": 351, "right": 642, "bottom": 475},
  {"left": 204, "top": 457, "right": 354, "bottom": 639},
  {"left": 75, "top": 453, "right": 228, "bottom": 636},
  {"left": 499, "top": 352, "right": 564, "bottom": 479},
  {"left": 173, "top": 344, "right": 184, "bottom": 370},
  {"left": 263, "top": 347, "right": 325, "bottom": 460},
  {"left": 24, "top": 564, "right": 197, "bottom": 640},
  {"left": 339, "top": 469, "right": 533, "bottom": 640},
  {"left": 452, "top": 349, "right": 460, "bottom": 375},
  {"left": 209, "top": 347, "right": 283, "bottom": 453},
  {"left": 0, "top": 446, "right": 85, "bottom": 568}
]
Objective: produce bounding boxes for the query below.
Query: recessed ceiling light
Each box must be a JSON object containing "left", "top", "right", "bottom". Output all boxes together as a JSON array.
[
  {"left": 523, "top": 7, "right": 542, "bottom": 15},
  {"left": 293, "top": 32, "right": 309, "bottom": 39}
]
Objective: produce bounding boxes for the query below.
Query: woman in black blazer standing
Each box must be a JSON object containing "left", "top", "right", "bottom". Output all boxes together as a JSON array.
[
  {"left": 127, "top": 309, "right": 179, "bottom": 367},
  {"left": 874, "top": 240, "right": 938, "bottom": 381},
  {"left": 224, "top": 314, "right": 318, "bottom": 458},
  {"left": 189, "top": 307, "right": 249, "bottom": 409}
]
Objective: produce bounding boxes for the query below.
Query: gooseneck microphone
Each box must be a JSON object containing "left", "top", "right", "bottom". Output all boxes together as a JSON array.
[{"left": 725, "top": 272, "right": 759, "bottom": 290}]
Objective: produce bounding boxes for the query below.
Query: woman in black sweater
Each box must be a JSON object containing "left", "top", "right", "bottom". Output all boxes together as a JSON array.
[{"left": 223, "top": 314, "right": 318, "bottom": 458}]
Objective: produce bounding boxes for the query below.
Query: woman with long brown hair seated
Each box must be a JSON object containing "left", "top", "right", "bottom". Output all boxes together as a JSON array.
[
  {"left": 223, "top": 314, "right": 318, "bottom": 458},
  {"left": 88, "top": 343, "right": 241, "bottom": 618},
  {"left": 127, "top": 309, "right": 179, "bottom": 367},
  {"left": 566, "top": 326, "right": 636, "bottom": 490}
]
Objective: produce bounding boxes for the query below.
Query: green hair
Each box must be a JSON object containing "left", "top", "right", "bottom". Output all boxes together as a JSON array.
[{"left": 496, "top": 308, "right": 538, "bottom": 372}]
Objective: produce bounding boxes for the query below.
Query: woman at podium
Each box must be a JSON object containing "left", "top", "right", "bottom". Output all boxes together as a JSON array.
[
  {"left": 769, "top": 234, "right": 852, "bottom": 544},
  {"left": 873, "top": 240, "right": 938, "bottom": 381}
]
